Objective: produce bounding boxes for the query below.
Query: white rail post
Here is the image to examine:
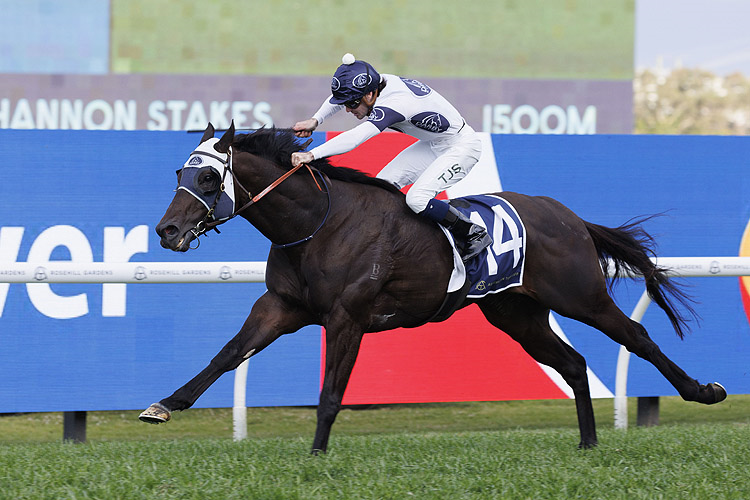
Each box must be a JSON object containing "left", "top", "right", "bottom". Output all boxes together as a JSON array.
[
  {"left": 614, "top": 289, "right": 653, "bottom": 430},
  {"left": 233, "top": 358, "right": 250, "bottom": 441}
]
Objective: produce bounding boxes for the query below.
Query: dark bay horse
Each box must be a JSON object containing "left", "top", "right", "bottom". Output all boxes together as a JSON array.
[{"left": 140, "top": 123, "right": 726, "bottom": 453}]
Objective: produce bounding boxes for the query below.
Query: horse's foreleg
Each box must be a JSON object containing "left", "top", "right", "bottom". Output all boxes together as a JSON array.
[
  {"left": 140, "top": 292, "right": 310, "bottom": 423},
  {"left": 311, "top": 315, "right": 364, "bottom": 454},
  {"left": 479, "top": 296, "right": 598, "bottom": 448}
]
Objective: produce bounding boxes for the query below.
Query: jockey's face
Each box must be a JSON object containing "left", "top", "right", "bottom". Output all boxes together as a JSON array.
[{"left": 345, "top": 91, "right": 376, "bottom": 120}]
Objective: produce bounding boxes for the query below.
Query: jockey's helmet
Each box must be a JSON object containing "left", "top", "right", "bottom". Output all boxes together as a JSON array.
[{"left": 329, "top": 53, "right": 381, "bottom": 105}]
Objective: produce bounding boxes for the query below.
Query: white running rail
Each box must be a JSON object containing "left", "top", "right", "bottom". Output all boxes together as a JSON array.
[
  {"left": 0, "top": 261, "right": 266, "bottom": 283},
  {"left": 3, "top": 256, "right": 749, "bottom": 438}
]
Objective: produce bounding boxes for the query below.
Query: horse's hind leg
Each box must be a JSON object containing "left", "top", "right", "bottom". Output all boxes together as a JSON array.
[
  {"left": 580, "top": 295, "right": 726, "bottom": 405},
  {"left": 478, "top": 294, "right": 598, "bottom": 449}
]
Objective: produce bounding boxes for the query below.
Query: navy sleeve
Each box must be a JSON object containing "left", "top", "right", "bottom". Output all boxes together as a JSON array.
[{"left": 367, "top": 106, "right": 406, "bottom": 132}]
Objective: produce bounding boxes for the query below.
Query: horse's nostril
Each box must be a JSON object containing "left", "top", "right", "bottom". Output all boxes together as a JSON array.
[{"left": 157, "top": 224, "right": 179, "bottom": 238}]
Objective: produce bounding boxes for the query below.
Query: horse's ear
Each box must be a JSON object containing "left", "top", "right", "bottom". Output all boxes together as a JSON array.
[
  {"left": 215, "top": 120, "right": 235, "bottom": 153},
  {"left": 200, "top": 122, "right": 215, "bottom": 144}
]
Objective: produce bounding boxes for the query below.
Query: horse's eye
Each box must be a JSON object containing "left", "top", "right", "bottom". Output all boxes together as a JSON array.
[{"left": 194, "top": 167, "right": 220, "bottom": 195}]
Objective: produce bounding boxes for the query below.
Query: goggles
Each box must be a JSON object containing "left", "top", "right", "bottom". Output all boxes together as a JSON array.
[{"left": 344, "top": 98, "right": 362, "bottom": 109}]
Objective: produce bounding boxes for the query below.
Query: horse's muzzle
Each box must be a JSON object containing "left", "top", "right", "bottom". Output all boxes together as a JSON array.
[{"left": 155, "top": 222, "right": 193, "bottom": 252}]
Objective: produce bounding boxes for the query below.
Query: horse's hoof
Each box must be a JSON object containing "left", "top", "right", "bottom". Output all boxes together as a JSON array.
[
  {"left": 709, "top": 382, "right": 727, "bottom": 404},
  {"left": 139, "top": 402, "right": 171, "bottom": 424},
  {"left": 578, "top": 440, "right": 598, "bottom": 450}
]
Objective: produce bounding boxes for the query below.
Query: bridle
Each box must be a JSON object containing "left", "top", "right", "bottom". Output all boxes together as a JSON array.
[{"left": 185, "top": 145, "right": 330, "bottom": 249}]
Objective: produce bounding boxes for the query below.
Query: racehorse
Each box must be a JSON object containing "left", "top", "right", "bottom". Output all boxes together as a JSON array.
[{"left": 140, "top": 123, "right": 726, "bottom": 453}]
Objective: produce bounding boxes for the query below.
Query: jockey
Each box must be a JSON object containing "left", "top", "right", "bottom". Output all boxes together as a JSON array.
[{"left": 291, "top": 53, "right": 492, "bottom": 263}]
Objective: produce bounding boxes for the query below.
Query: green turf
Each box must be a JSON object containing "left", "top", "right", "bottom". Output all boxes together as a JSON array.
[
  {"left": 3, "top": 397, "right": 748, "bottom": 498},
  {"left": 1, "top": 424, "right": 748, "bottom": 499}
]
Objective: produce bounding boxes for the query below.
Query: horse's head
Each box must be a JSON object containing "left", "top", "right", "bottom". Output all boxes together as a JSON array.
[{"left": 156, "top": 122, "right": 236, "bottom": 251}]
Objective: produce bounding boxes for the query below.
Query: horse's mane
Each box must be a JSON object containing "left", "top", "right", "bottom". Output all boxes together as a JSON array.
[{"left": 232, "top": 128, "right": 402, "bottom": 194}]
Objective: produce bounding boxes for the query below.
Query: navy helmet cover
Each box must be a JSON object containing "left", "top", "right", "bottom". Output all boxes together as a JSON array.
[{"left": 330, "top": 55, "right": 381, "bottom": 104}]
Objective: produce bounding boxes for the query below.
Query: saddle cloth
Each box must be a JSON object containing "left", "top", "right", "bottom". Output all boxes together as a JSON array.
[{"left": 440, "top": 194, "right": 526, "bottom": 299}]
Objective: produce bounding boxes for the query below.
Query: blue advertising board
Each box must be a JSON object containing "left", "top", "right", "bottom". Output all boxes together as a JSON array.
[
  {"left": 493, "top": 134, "right": 750, "bottom": 398},
  {"left": 0, "top": 130, "right": 322, "bottom": 412},
  {"left": 0, "top": 130, "right": 748, "bottom": 412}
]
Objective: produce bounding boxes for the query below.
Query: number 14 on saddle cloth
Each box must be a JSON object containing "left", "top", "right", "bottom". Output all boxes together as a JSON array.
[{"left": 445, "top": 194, "right": 526, "bottom": 298}]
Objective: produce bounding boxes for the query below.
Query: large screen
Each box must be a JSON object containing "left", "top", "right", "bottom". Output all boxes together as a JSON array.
[{"left": 1, "top": 0, "right": 635, "bottom": 134}]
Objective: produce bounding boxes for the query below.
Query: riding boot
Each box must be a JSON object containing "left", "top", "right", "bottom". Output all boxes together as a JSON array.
[{"left": 421, "top": 199, "right": 493, "bottom": 263}]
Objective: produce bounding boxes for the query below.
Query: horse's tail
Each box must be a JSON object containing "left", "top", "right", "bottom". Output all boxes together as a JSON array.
[{"left": 583, "top": 217, "right": 696, "bottom": 339}]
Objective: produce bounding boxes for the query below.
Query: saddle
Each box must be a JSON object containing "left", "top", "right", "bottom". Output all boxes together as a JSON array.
[{"left": 426, "top": 194, "right": 527, "bottom": 323}]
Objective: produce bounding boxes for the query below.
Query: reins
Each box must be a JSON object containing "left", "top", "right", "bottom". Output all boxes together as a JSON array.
[
  {"left": 189, "top": 144, "right": 329, "bottom": 249},
  {"left": 270, "top": 170, "right": 330, "bottom": 249}
]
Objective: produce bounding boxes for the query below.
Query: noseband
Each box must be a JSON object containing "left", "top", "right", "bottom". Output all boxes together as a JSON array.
[{"left": 185, "top": 145, "right": 330, "bottom": 249}]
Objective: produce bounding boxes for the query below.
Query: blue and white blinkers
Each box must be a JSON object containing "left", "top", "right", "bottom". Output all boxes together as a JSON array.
[{"left": 177, "top": 137, "right": 236, "bottom": 222}]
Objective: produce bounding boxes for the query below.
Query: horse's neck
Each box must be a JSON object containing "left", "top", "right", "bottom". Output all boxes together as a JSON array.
[{"left": 236, "top": 159, "right": 329, "bottom": 246}]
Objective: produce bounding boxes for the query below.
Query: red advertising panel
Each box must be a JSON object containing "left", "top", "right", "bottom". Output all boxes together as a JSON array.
[
  {"left": 325, "top": 306, "right": 568, "bottom": 404},
  {"left": 322, "top": 131, "right": 570, "bottom": 403}
]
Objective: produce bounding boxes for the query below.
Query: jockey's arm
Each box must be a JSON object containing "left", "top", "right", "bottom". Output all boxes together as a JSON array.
[
  {"left": 293, "top": 97, "right": 343, "bottom": 138},
  {"left": 309, "top": 121, "right": 380, "bottom": 159},
  {"left": 292, "top": 118, "right": 318, "bottom": 138},
  {"left": 291, "top": 121, "right": 380, "bottom": 167}
]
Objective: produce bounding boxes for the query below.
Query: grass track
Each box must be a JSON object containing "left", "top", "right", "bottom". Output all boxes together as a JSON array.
[
  {"left": 2, "top": 397, "right": 750, "bottom": 498},
  {"left": 1, "top": 425, "right": 749, "bottom": 499}
]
